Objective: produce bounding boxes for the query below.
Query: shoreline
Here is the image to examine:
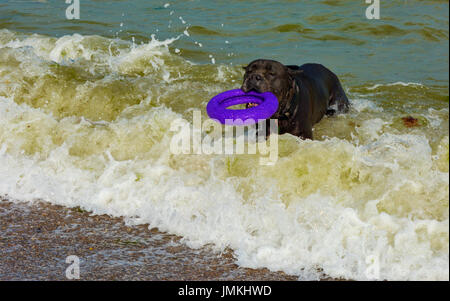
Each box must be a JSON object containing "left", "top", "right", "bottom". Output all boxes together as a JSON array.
[{"left": 0, "top": 198, "right": 316, "bottom": 281}]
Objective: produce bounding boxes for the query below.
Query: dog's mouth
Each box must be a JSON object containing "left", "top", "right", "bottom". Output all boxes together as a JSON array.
[
  {"left": 241, "top": 87, "right": 261, "bottom": 107},
  {"left": 242, "top": 86, "right": 260, "bottom": 93},
  {"left": 241, "top": 82, "right": 270, "bottom": 107}
]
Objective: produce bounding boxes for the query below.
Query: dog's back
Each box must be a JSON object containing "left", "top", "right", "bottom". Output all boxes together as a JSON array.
[{"left": 295, "top": 63, "right": 350, "bottom": 115}]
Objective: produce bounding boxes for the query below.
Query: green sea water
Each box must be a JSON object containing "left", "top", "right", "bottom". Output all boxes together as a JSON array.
[{"left": 0, "top": 0, "right": 448, "bottom": 280}]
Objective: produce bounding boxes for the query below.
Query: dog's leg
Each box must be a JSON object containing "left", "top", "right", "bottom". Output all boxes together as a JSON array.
[
  {"left": 328, "top": 81, "right": 349, "bottom": 114},
  {"left": 292, "top": 122, "right": 313, "bottom": 140},
  {"left": 335, "top": 82, "right": 350, "bottom": 113}
]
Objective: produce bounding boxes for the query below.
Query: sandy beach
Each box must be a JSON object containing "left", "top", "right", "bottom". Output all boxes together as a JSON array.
[
  {"left": 0, "top": 198, "right": 305, "bottom": 281},
  {"left": 1, "top": 1, "right": 448, "bottom": 280}
]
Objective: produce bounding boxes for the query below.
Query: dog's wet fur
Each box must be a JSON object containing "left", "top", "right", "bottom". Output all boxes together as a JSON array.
[{"left": 241, "top": 59, "right": 349, "bottom": 139}]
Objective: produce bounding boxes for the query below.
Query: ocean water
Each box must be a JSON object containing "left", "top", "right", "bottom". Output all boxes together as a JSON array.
[{"left": 0, "top": 0, "right": 448, "bottom": 280}]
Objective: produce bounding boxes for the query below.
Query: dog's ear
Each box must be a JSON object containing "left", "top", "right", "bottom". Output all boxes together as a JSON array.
[
  {"left": 286, "top": 66, "right": 303, "bottom": 80},
  {"left": 286, "top": 66, "right": 303, "bottom": 82}
]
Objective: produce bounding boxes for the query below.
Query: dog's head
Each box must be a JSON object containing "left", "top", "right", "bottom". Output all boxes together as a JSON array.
[{"left": 241, "top": 59, "right": 299, "bottom": 119}]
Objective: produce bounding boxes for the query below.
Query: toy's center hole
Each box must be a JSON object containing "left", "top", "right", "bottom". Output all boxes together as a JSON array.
[{"left": 223, "top": 96, "right": 262, "bottom": 110}]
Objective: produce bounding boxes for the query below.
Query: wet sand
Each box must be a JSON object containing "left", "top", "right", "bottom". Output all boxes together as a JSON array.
[{"left": 0, "top": 198, "right": 309, "bottom": 281}]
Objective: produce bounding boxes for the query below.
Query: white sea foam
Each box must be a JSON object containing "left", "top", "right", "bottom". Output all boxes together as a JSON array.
[
  {"left": 1, "top": 94, "right": 447, "bottom": 280},
  {"left": 0, "top": 30, "right": 448, "bottom": 280},
  {"left": 350, "top": 97, "right": 384, "bottom": 113},
  {"left": 366, "top": 82, "right": 424, "bottom": 90}
]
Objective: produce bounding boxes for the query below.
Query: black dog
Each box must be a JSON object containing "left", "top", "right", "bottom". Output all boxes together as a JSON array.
[{"left": 241, "top": 59, "right": 349, "bottom": 139}]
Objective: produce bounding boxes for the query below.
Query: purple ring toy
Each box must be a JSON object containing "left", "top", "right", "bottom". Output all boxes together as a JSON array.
[{"left": 206, "top": 89, "right": 278, "bottom": 125}]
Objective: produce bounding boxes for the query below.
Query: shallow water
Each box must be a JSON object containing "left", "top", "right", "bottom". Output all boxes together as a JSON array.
[{"left": 0, "top": 0, "right": 448, "bottom": 280}]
